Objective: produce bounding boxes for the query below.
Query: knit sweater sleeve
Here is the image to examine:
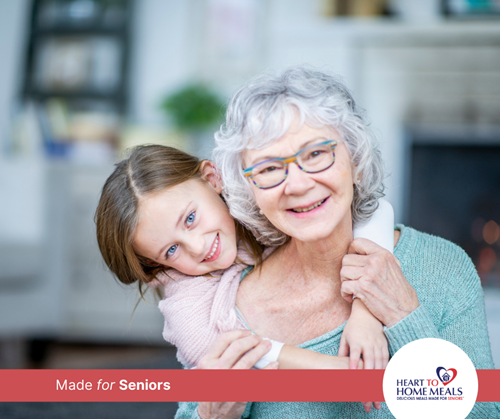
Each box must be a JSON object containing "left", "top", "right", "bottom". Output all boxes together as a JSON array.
[
  {"left": 384, "top": 266, "right": 493, "bottom": 369},
  {"left": 384, "top": 227, "right": 499, "bottom": 417},
  {"left": 175, "top": 402, "right": 202, "bottom": 419},
  {"left": 385, "top": 229, "right": 494, "bottom": 366}
]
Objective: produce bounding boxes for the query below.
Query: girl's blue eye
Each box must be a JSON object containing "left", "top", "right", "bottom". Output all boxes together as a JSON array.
[
  {"left": 186, "top": 212, "right": 196, "bottom": 226},
  {"left": 166, "top": 244, "right": 178, "bottom": 258}
]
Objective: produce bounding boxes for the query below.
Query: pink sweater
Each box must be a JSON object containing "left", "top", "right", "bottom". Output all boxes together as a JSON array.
[{"left": 152, "top": 243, "right": 274, "bottom": 368}]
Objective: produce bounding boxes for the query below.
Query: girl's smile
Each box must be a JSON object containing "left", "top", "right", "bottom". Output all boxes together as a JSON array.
[
  {"left": 202, "top": 233, "right": 221, "bottom": 263},
  {"left": 132, "top": 175, "right": 237, "bottom": 276}
]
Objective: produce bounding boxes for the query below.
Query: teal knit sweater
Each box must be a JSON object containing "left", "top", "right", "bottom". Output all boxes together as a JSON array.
[{"left": 176, "top": 225, "right": 500, "bottom": 418}]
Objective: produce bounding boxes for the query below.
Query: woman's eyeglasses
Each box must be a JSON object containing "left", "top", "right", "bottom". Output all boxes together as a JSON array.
[{"left": 243, "top": 140, "right": 337, "bottom": 189}]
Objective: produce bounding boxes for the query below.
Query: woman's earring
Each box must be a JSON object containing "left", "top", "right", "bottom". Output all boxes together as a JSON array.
[{"left": 259, "top": 209, "right": 263, "bottom": 215}]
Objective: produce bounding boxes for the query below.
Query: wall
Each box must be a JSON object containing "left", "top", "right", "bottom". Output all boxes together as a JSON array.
[
  {"left": 129, "top": 0, "right": 198, "bottom": 126},
  {"left": 0, "top": 0, "right": 30, "bottom": 153}
]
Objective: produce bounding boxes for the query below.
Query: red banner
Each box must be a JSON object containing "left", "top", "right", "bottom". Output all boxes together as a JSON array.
[{"left": 0, "top": 369, "right": 497, "bottom": 402}]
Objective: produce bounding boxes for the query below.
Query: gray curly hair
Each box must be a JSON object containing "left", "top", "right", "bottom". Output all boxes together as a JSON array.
[{"left": 213, "top": 66, "right": 385, "bottom": 247}]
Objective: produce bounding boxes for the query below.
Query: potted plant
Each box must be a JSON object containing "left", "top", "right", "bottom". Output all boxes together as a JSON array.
[{"left": 160, "top": 84, "right": 226, "bottom": 156}]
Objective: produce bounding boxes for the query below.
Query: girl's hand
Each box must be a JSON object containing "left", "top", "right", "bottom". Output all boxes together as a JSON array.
[
  {"left": 338, "top": 299, "right": 389, "bottom": 370},
  {"left": 197, "top": 329, "right": 277, "bottom": 419},
  {"left": 340, "top": 238, "right": 420, "bottom": 328},
  {"left": 338, "top": 298, "right": 388, "bottom": 413}
]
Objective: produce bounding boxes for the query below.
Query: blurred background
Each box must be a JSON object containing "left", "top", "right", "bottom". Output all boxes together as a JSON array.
[{"left": 0, "top": 0, "right": 499, "bottom": 416}]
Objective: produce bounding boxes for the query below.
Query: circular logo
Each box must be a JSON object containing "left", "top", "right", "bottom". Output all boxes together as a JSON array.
[{"left": 383, "top": 338, "right": 478, "bottom": 418}]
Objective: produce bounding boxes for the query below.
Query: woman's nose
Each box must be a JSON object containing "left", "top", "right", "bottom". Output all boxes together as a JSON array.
[{"left": 283, "top": 163, "right": 316, "bottom": 195}]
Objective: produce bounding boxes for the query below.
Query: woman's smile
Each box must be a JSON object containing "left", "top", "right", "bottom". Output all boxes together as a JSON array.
[{"left": 287, "top": 196, "right": 329, "bottom": 216}]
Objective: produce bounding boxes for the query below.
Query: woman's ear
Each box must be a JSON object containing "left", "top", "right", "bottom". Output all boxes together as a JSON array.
[
  {"left": 352, "top": 167, "right": 361, "bottom": 185},
  {"left": 200, "top": 160, "right": 223, "bottom": 194}
]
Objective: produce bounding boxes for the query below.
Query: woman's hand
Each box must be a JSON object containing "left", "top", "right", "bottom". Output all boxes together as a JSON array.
[
  {"left": 197, "top": 329, "right": 277, "bottom": 419},
  {"left": 338, "top": 298, "right": 388, "bottom": 412},
  {"left": 340, "top": 238, "right": 420, "bottom": 328}
]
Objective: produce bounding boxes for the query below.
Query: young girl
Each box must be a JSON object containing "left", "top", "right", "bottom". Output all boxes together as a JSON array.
[{"left": 95, "top": 144, "right": 392, "bottom": 396}]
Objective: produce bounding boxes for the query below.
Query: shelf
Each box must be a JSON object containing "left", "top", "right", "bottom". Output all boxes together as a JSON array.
[
  {"left": 23, "top": 0, "right": 132, "bottom": 115},
  {"left": 34, "top": 26, "right": 127, "bottom": 37},
  {"left": 27, "top": 89, "right": 125, "bottom": 102}
]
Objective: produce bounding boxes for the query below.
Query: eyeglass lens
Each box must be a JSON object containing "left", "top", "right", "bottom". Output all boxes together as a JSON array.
[{"left": 251, "top": 143, "right": 335, "bottom": 188}]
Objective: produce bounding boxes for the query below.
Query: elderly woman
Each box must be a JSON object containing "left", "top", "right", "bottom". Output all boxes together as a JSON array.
[{"left": 176, "top": 67, "right": 498, "bottom": 418}]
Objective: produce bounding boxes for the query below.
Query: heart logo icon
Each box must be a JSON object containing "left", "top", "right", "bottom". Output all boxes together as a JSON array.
[{"left": 436, "top": 367, "right": 457, "bottom": 386}]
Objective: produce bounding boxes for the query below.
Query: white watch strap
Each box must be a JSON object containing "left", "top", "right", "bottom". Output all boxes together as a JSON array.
[{"left": 253, "top": 339, "right": 284, "bottom": 369}]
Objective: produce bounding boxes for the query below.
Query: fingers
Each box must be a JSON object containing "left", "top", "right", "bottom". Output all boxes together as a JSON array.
[
  {"left": 362, "top": 401, "right": 372, "bottom": 413},
  {"left": 362, "top": 401, "right": 382, "bottom": 413},
  {"left": 362, "top": 348, "right": 374, "bottom": 371},
  {"left": 198, "top": 330, "right": 270, "bottom": 370},
  {"left": 339, "top": 265, "right": 362, "bottom": 283},
  {"left": 382, "top": 345, "right": 390, "bottom": 369},
  {"left": 362, "top": 400, "right": 383, "bottom": 412},
  {"left": 348, "top": 341, "right": 388, "bottom": 371},
  {"left": 217, "top": 334, "right": 270, "bottom": 369},
  {"left": 203, "top": 329, "right": 252, "bottom": 361},
  {"left": 340, "top": 280, "right": 358, "bottom": 303},
  {"left": 347, "top": 237, "right": 385, "bottom": 255},
  {"left": 197, "top": 401, "right": 247, "bottom": 419},
  {"left": 263, "top": 361, "right": 279, "bottom": 369},
  {"left": 365, "top": 343, "right": 387, "bottom": 412},
  {"left": 339, "top": 265, "right": 363, "bottom": 301},
  {"left": 357, "top": 337, "right": 389, "bottom": 371},
  {"left": 374, "top": 343, "right": 389, "bottom": 370},
  {"left": 232, "top": 339, "right": 272, "bottom": 370},
  {"left": 338, "top": 335, "right": 349, "bottom": 358},
  {"left": 374, "top": 346, "right": 383, "bottom": 370},
  {"left": 348, "top": 237, "right": 384, "bottom": 255},
  {"left": 341, "top": 253, "right": 366, "bottom": 268},
  {"left": 349, "top": 346, "right": 361, "bottom": 370}
]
